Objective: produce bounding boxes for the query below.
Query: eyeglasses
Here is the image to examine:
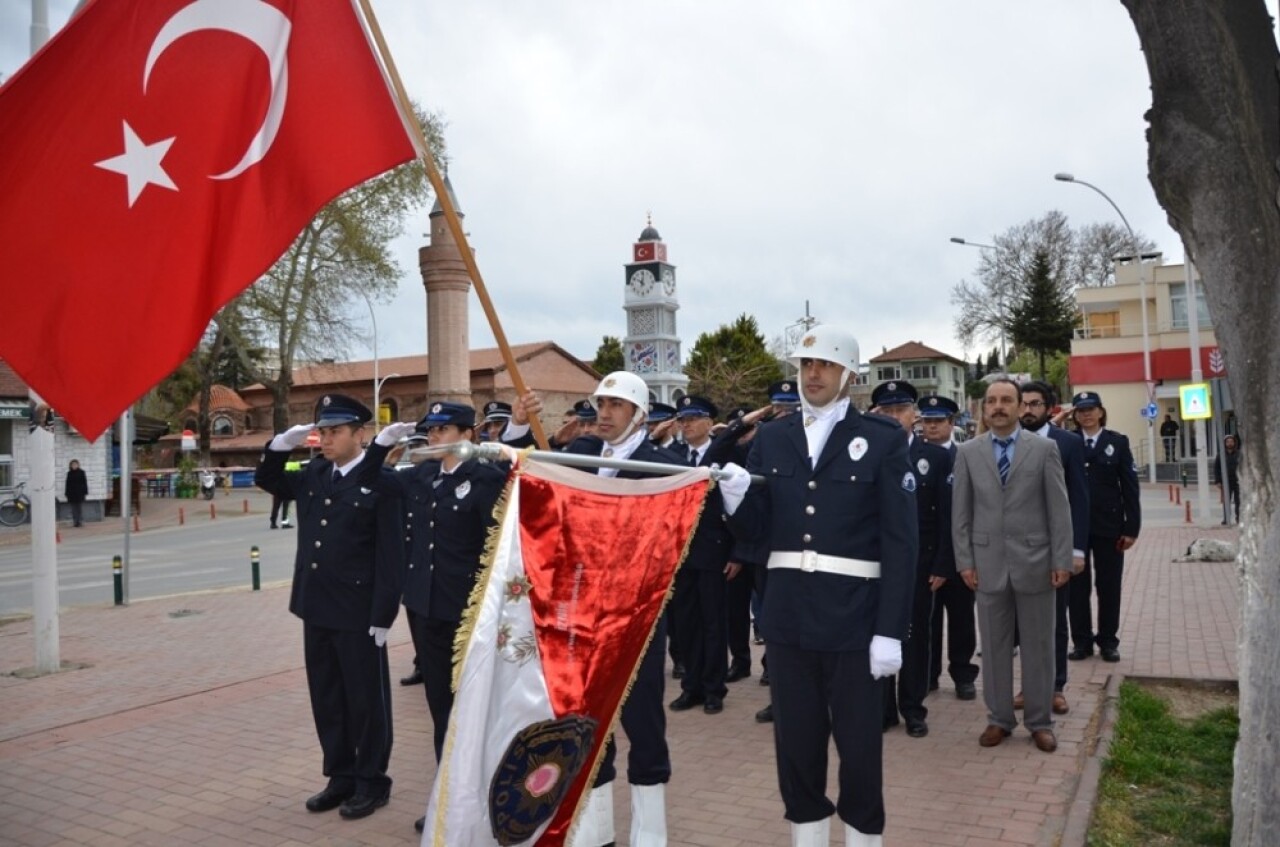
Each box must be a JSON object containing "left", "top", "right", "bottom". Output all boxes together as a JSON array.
[{"left": 1022, "top": 400, "right": 1046, "bottom": 409}]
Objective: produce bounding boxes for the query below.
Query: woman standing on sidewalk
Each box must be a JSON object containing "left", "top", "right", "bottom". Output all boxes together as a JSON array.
[{"left": 64, "top": 459, "right": 87, "bottom": 527}]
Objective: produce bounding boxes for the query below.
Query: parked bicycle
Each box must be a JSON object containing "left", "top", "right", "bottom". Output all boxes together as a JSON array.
[{"left": 0, "top": 481, "right": 31, "bottom": 527}]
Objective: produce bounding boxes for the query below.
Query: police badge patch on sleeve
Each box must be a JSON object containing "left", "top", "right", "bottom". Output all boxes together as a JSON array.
[{"left": 902, "top": 472, "right": 917, "bottom": 492}]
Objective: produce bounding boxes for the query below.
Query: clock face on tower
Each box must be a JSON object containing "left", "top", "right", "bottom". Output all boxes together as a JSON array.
[
  {"left": 661, "top": 269, "right": 676, "bottom": 296},
  {"left": 629, "top": 269, "right": 656, "bottom": 295}
]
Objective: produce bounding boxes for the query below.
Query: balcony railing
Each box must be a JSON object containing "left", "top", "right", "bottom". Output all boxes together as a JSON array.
[{"left": 1074, "top": 319, "right": 1214, "bottom": 340}]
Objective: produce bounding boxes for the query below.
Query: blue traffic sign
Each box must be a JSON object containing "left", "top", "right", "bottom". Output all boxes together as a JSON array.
[{"left": 1140, "top": 403, "right": 1159, "bottom": 420}]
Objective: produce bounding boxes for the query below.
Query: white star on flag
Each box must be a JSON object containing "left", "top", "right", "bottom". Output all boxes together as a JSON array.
[{"left": 95, "top": 120, "right": 178, "bottom": 207}]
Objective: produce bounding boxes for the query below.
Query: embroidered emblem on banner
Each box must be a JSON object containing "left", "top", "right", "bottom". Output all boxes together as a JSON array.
[
  {"left": 849, "top": 437, "right": 868, "bottom": 461},
  {"left": 488, "top": 715, "right": 599, "bottom": 846}
]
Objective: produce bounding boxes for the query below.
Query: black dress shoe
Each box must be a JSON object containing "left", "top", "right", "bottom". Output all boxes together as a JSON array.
[
  {"left": 755, "top": 704, "right": 774, "bottom": 723},
  {"left": 1100, "top": 647, "right": 1121, "bottom": 662},
  {"left": 671, "top": 662, "right": 685, "bottom": 679},
  {"left": 305, "top": 783, "right": 354, "bottom": 812},
  {"left": 759, "top": 668, "right": 770, "bottom": 686},
  {"left": 668, "top": 691, "right": 704, "bottom": 711},
  {"left": 956, "top": 682, "right": 977, "bottom": 701},
  {"left": 753, "top": 628, "right": 764, "bottom": 645},
  {"left": 726, "top": 663, "right": 751, "bottom": 683},
  {"left": 906, "top": 718, "right": 929, "bottom": 738},
  {"left": 1068, "top": 647, "right": 1094, "bottom": 661},
  {"left": 703, "top": 696, "right": 724, "bottom": 714},
  {"left": 400, "top": 668, "right": 423, "bottom": 686},
  {"left": 338, "top": 793, "right": 388, "bottom": 820},
  {"left": 414, "top": 816, "right": 425, "bottom": 833}
]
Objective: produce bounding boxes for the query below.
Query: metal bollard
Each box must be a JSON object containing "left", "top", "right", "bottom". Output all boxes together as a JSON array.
[
  {"left": 210, "top": 502, "right": 216, "bottom": 520},
  {"left": 179, "top": 506, "right": 185, "bottom": 525},
  {"left": 243, "top": 499, "right": 249, "bottom": 514},
  {"left": 113, "top": 555, "right": 123, "bottom": 605},
  {"left": 250, "top": 545, "right": 261, "bottom": 591},
  {"left": 1184, "top": 501, "right": 1192, "bottom": 523}
]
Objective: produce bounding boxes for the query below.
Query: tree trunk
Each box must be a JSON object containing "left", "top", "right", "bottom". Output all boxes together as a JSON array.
[
  {"left": 271, "top": 380, "right": 291, "bottom": 434},
  {"left": 1121, "top": 2, "right": 1279, "bottom": 843}
]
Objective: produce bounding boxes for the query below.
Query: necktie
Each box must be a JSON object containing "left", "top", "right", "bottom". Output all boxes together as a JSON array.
[
  {"left": 996, "top": 438, "right": 1011, "bottom": 485},
  {"left": 1087, "top": 437, "right": 1096, "bottom": 450},
  {"left": 332, "top": 468, "right": 341, "bottom": 483}
]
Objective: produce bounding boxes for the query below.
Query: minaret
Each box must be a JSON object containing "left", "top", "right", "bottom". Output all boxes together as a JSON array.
[
  {"left": 419, "top": 177, "right": 472, "bottom": 406},
  {"left": 621, "top": 217, "right": 688, "bottom": 405}
]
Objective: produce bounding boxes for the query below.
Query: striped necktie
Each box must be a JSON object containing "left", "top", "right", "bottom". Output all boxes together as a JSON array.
[{"left": 995, "top": 438, "right": 1012, "bottom": 485}]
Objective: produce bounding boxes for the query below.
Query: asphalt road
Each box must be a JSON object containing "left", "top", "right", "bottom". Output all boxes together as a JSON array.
[{"left": 0, "top": 516, "right": 300, "bottom": 616}]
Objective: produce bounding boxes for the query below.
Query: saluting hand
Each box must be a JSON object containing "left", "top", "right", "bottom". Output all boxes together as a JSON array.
[
  {"left": 271, "top": 423, "right": 314, "bottom": 451},
  {"left": 375, "top": 421, "right": 417, "bottom": 447}
]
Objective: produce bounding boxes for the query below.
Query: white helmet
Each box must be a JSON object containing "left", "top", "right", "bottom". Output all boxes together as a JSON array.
[
  {"left": 788, "top": 324, "right": 860, "bottom": 372},
  {"left": 593, "top": 371, "right": 650, "bottom": 414}
]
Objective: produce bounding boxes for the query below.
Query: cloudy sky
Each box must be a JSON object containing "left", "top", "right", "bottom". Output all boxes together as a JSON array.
[{"left": 5, "top": 1, "right": 1276, "bottom": 371}]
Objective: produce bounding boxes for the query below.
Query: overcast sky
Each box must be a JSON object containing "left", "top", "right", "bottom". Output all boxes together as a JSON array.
[{"left": 5, "top": 1, "right": 1277, "bottom": 371}]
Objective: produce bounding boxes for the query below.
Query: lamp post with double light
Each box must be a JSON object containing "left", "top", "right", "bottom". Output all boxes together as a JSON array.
[
  {"left": 1054, "top": 173, "right": 1157, "bottom": 483},
  {"left": 949, "top": 237, "right": 1009, "bottom": 370}
]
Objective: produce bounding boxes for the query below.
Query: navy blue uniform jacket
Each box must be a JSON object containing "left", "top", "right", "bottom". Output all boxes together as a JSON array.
[
  {"left": 1084, "top": 429, "right": 1141, "bottom": 539},
  {"left": 1045, "top": 426, "right": 1091, "bottom": 552},
  {"left": 910, "top": 437, "right": 954, "bottom": 580},
  {"left": 256, "top": 446, "right": 404, "bottom": 632},
  {"left": 355, "top": 441, "right": 509, "bottom": 623},
  {"left": 729, "top": 409, "right": 918, "bottom": 651}
]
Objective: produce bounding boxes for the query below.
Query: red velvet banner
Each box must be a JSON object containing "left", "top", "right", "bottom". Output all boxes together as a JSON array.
[{"left": 517, "top": 462, "right": 710, "bottom": 843}]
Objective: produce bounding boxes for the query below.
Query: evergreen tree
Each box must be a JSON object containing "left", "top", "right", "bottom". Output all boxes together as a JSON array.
[
  {"left": 684, "top": 314, "right": 783, "bottom": 414},
  {"left": 1008, "top": 250, "right": 1077, "bottom": 379},
  {"left": 591, "top": 336, "right": 625, "bottom": 375}
]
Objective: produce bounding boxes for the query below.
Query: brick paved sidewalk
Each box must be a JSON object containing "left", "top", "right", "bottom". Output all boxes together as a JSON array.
[{"left": 0, "top": 485, "right": 1240, "bottom": 846}]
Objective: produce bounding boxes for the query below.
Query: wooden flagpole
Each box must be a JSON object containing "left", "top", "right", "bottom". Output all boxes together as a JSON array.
[{"left": 356, "top": 0, "right": 550, "bottom": 449}]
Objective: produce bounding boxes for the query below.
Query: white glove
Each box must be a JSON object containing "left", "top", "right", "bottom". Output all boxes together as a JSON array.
[
  {"left": 715, "top": 462, "right": 751, "bottom": 515},
  {"left": 868, "top": 635, "right": 902, "bottom": 679},
  {"left": 369, "top": 626, "right": 389, "bottom": 648},
  {"left": 375, "top": 421, "right": 417, "bottom": 447},
  {"left": 270, "top": 423, "right": 314, "bottom": 451}
]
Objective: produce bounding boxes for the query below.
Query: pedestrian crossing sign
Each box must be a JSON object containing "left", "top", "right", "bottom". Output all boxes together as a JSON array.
[{"left": 1179, "top": 382, "right": 1212, "bottom": 421}]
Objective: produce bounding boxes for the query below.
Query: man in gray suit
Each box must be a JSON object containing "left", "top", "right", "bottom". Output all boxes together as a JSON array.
[{"left": 952, "top": 379, "right": 1073, "bottom": 753}]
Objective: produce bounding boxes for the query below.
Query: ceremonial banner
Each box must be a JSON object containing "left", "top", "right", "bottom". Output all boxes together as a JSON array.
[
  {"left": 0, "top": 0, "right": 416, "bottom": 437},
  {"left": 424, "top": 460, "right": 711, "bottom": 846}
]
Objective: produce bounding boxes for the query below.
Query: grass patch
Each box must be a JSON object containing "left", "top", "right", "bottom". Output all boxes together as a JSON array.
[{"left": 1088, "top": 680, "right": 1237, "bottom": 847}]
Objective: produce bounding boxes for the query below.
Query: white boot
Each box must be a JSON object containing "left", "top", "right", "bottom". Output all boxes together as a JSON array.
[
  {"left": 630, "top": 783, "right": 667, "bottom": 846},
  {"left": 567, "top": 784, "right": 615, "bottom": 847},
  {"left": 845, "top": 823, "right": 883, "bottom": 847},
  {"left": 791, "top": 817, "right": 831, "bottom": 847}
]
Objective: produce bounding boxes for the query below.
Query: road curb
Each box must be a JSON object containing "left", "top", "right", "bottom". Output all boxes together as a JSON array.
[{"left": 1061, "top": 672, "right": 1121, "bottom": 846}]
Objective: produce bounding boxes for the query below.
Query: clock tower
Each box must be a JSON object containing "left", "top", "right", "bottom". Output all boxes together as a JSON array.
[{"left": 621, "top": 218, "right": 687, "bottom": 405}]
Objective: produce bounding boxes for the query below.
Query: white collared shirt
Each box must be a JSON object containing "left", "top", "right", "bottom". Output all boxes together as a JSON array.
[
  {"left": 330, "top": 452, "right": 365, "bottom": 479},
  {"left": 598, "top": 428, "right": 649, "bottom": 478},
  {"left": 802, "top": 397, "right": 849, "bottom": 469}
]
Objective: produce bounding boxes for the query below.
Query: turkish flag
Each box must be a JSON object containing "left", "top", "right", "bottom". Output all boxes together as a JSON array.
[{"left": 0, "top": 0, "right": 416, "bottom": 438}]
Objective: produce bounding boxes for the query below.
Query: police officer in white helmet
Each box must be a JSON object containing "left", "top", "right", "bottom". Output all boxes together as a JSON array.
[
  {"left": 502, "top": 371, "right": 685, "bottom": 847},
  {"left": 718, "top": 326, "right": 918, "bottom": 847}
]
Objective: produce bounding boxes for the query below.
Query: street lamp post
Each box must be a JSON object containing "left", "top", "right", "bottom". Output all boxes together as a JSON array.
[
  {"left": 358, "top": 293, "right": 385, "bottom": 432},
  {"left": 1054, "top": 173, "right": 1158, "bottom": 484},
  {"left": 374, "top": 373, "right": 400, "bottom": 430},
  {"left": 950, "top": 237, "right": 1008, "bottom": 369}
]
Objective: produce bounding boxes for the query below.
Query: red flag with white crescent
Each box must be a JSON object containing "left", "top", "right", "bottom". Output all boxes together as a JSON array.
[
  {"left": 425, "top": 459, "right": 711, "bottom": 846},
  {"left": 0, "top": 0, "right": 416, "bottom": 437}
]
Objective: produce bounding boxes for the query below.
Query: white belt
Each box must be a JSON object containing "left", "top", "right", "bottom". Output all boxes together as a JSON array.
[{"left": 768, "top": 551, "right": 881, "bottom": 579}]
